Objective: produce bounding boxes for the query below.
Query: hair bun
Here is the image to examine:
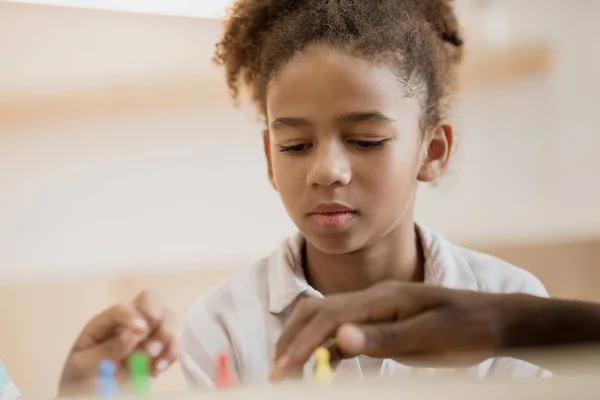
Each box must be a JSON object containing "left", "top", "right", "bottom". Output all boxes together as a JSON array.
[
  {"left": 441, "top": 31, "right": 463, "bottom": 47},
  {"left": 416, "top": 0, "right": 464, "bottom": 48}
]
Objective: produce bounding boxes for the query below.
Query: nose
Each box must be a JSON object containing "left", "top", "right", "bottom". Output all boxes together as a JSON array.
[{"left": 306, "top": 141, "right": 351, "bottom": 188}]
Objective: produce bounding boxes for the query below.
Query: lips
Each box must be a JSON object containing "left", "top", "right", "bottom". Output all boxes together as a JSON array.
[{"left": 308, "top": 203, "right": 358, "bottom": 229}]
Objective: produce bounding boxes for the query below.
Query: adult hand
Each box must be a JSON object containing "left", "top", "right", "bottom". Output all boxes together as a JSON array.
[{"left": 270, "top": 281, "right": 515, "bottom": 380}]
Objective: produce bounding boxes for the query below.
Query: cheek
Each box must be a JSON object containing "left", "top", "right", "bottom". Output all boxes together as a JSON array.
[
  {"left": 270, "top": 152, "right": 305, "bottom": 195},
  {"left": 356, "top": 140, "right": 422, "bottom": 191}
]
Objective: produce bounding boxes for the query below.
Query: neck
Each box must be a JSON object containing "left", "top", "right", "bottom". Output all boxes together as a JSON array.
[{"left": 304, "top": 222, "right": 424, "bottom": 296}]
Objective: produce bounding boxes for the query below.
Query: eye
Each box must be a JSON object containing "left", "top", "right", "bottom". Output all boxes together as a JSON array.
[
  {"left": 278, "top": 143, "right": 313, "bottom": 154},
  {"left": 349, "top": 139, "right": 389, "bottom": 149}
]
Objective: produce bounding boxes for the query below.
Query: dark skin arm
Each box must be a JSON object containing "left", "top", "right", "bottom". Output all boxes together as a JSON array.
[{"left": 269, "top": 281, "right": 600, "bottom": 380}]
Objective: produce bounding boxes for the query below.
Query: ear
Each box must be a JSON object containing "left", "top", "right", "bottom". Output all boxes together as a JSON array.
[
  {"left": 262, "top": 130, "right": 278, "bottom": 191},
  {"left": 417, "top": 124, "right": 454, "bottom": 182}
]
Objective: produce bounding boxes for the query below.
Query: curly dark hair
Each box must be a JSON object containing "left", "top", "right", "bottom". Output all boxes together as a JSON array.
[{"left": 214, "top": 0, "right": 464, "bottom": 131}]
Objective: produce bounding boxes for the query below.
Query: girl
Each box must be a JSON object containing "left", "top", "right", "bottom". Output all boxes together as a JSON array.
[{"left": 180, "top": 0, "right": 548, "bottom": 385}]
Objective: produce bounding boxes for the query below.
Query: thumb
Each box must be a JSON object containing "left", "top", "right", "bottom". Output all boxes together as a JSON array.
[
  {"left": 73, "top": 305, "right": 149, "bottom": 351},
  {"left": 336, "top": 324, "right": 368, "bottom": 357},
  {"left": 337, "top": 322, "right": 413, "bottom": 359},
  {"left": 74, "top": 329, "right": 145, "bottom": 376}
]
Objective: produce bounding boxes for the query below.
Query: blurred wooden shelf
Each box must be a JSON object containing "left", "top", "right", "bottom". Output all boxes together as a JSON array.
[
  {"left": 0, "top": 76, "right": 225, "bottom": 127},
  {"left": 460, "top": 43, "right": 553, "bottom": 88},
  {"left": 0, "top": 44, "right": 553, "bottom": 127}
]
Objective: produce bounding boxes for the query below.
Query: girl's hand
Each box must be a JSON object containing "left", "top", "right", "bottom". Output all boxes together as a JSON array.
[{"left": 59, "top": 291, "right": 177, "bottom": 396}]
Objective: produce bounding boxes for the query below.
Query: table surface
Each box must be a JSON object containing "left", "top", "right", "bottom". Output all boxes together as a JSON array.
[{"left": 71, "top": 346, "right": 600, "bottom": 400}]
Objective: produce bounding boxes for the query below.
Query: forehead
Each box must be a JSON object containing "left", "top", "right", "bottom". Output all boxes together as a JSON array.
[{"left": 266, "top": 44, "right": 421, "bottom": 122}]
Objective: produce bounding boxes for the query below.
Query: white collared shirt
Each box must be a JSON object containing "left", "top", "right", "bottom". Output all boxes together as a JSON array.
[{"left": 180, "top": 225, "right": 549, "bottom": 387}]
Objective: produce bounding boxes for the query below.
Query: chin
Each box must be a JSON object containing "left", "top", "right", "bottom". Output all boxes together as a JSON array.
[{"left": 303, "top": 229, "right": 366, "bottom": 255}]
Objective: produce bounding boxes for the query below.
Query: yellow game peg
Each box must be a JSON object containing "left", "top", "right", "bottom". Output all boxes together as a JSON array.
[{"left": 314, "top": 347, "right": 333, "bottom": 383}]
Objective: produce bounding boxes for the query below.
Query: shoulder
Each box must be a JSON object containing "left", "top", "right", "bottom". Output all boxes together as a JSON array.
[
  {"left": 179, "top": 234, "right": 303, "bottom": 385},
  {"left": 452, "top": 244, "right": 548, "bottom": 297},
  {"left": 418, "top": 224, "right": 548, "bottom": 297},
  {"left": 183, "top": 255, "right": 271, "bottom": 335},
  {"left": 184, "top": 233, "right": 303, "bottom": 330},
  {"left": 179, "top": 255, "right": 273, "bottom": 385}
]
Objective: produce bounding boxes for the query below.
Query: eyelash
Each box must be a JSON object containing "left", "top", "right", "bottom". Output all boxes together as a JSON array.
[
  {"left": 278, "top": 143, "right": 313, "bottom": 153},
  {"left": 278, "top": 139, "right": 388, "bottom": 154},
  {"left": 350, "top": 139, "right": 388, "bottom": 149}
]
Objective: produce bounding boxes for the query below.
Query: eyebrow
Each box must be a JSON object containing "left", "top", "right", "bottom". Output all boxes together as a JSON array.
[
  {"left": 270, "top": 111, "right": 396, "bottom": 131},
  {"left": 335, "top": 111, "right": 396, "bottom": 125},
  {"left": 271, "top": 117, "right": 312, "bottom": 131}
]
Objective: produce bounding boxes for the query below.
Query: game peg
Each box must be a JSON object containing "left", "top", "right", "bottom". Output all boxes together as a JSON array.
[
  {"left": 129, "top": 351, "right": 151, "bottom": 395},
  {"left": 216, "top": 352, "right": 232, "bottom": 389},
  {"left": 314, "top": 347, "right": 333, "bottom": 383},
  {"left": 98, "top": 359, "right": 118, "bottom": 397}
]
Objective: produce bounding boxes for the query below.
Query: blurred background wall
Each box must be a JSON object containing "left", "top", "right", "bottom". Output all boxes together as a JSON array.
[{"left": 0, "top": 0, "right": 599, "bottom": 397}]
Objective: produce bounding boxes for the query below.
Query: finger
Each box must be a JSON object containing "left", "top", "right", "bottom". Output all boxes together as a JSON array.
[
  {"left": 276, "top": 281, "right": 435, "bottom": 357},
  {"left": 274, "top": 293, "right": 372, "bottom": 366},
  {"left": 271, "top": 339, "right": 342, "bottom": 383},
  {"left": 69, "top": 328, "right": 143, "bottom": 378},
  {"left": 142, "top": 309, "right": 176, "bottom": 358},
  {"left": 273, "top": 284, "right": 405, "bottom": 375},
  {"left": 272, "top": 295, "right": 376, "bottom": 378},
  {"left": 272, "top": 282, "right": 446, "bottom": 379},
  {"left": 337, "top": 313, "right": 439, "bottom": 359},
  {"left": 345, "top": 309, "right": 496, "bottom": 362},
  {"left": 152, "top": 324, "right": 179, "bottom": 377},
  {"left": 144, "top": 310, "right": 178, "bottom": 377},
  {"left": 335, "top": 324, "right": 368, "bottom": 357},
  {"left": 151, "top": 347, "right": 178, "bottom": 377},
  {"left": 273, "top": 296, "right": 320, "bottom": 360},
  {"left": 322, "top": 339, "right": 344, "bottom": 369},
  {"left": 74, "top": 305, "right": 149, "bottom": 351},
  {"left": 270, "top": 310, "right": 341, "bottom": 380},
  {"left": 133, "top": 290, "right": 164, "bottom": 332}
]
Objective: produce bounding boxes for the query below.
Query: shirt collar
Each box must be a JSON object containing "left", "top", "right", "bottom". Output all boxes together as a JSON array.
[
  {"left": 267, "top": 224, "right": 478, "bottom": 314},
  {"left": 418, "top": 224, "right": 479, "bottom": 290},
  {"left": 267, "top": 232, "right": 321, "bottom": 314}
]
